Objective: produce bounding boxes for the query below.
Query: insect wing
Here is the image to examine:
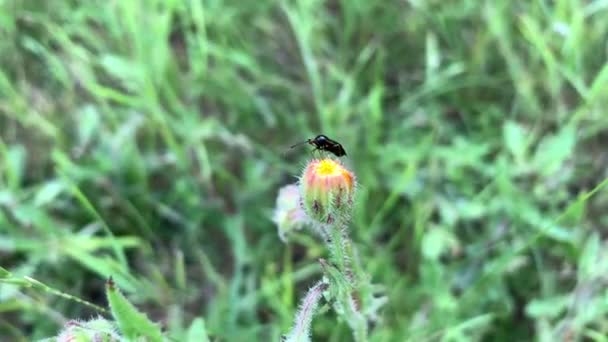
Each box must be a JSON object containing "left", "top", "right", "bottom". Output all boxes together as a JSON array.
[{"left": 333, "top": 144, "right": 347, "bottom": 156}]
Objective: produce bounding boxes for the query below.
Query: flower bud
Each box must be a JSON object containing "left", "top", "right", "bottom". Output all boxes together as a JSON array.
[
  {"left": 300, "top": 158, "right": 355, "bottom": 225},
  {"left": 56, "top": 318, "right": 121, "bottom": 342},
  {"left": 272, "top": 184, "right": 308, "bottom": 242}
]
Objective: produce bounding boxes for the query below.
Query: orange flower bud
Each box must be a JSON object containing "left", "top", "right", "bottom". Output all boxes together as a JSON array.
[{"left": 300, "top": 158, "right": 355, "bottom": 225}]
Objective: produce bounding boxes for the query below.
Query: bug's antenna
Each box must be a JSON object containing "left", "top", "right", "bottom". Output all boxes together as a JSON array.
[{"left": 290, "top": 139, "right": 311, "bottom": 149}]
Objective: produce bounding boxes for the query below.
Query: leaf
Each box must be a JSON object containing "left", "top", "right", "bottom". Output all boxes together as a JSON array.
[
  {"left": 521, "top": 208, "right": 579, "bottom": 244},
  {"left": 533, "top": 126, "right": 576, "bottom": 176},
  {"left": 77, "top": 105, "right": 101, "bottom": 150},
  {"left": 99, "top": 54, "right": 142, "bottom": 91},
  {"left": 503, "top": 120, "right": 528, "bottom": 162},
  {"left": 105, "top": 278, "right": 163, "bottom": 342},
  {"left": 34, "top": 180, "right": 65, "bottom": 207},
  {"left": 526, "top": 295, "right": 570, "bottom": 319},
  {"left": 421, "top": 228, "right": 458, "bottom": 261},
  {"left": 186, "top": 318, "right": 210, "bottom": 342},
  {"left": 5, "top": 145, "right": 26, "bottom": 189},
  {"left": 65, "top": 247, "right": 137, "bottom": 293},
  {"left": 0, "top": 266, "right": 11, "bottom": 278},
  {"left": 577, "top": 232, "right": 607, "bottom": 281}
]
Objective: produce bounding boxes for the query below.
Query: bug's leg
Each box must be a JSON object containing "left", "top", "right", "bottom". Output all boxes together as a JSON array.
[
  {"left": 313, "top": 148, "right": 321, "bottom": 158},
  {"left": 309, "top": 148, "right": 318, "bottom": 158}
]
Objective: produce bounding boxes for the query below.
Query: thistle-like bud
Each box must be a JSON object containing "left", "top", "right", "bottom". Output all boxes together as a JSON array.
[
  {"left": 300, "top": 158, "right": 355, "bottom": 225},
  {"left": 273, "top": 184, "right": 308, "bottom": 242},
  {"left": 54, "top": 318, "right": 121, "bottom": 342}
]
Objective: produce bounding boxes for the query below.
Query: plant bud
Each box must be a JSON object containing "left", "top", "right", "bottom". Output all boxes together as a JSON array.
[
  {"left": 56, "top": 318, "right": 120, "bottom": 342},
  {"left": 273, "top": 184, "right": 308, "bottom": 242},
  {"left": 300, "top": 158, "right": 355, "bottom": 225}
]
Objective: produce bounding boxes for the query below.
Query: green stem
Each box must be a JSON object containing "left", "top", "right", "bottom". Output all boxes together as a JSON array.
[
  {"left": 349, "top": 307, "right": 368, "bottom": 342},
  {"left": 323, "top": 221, "right": 369, "bottom": 342},
  {"left": 328, "top": 222, "right": 349, "bottom": 276}
]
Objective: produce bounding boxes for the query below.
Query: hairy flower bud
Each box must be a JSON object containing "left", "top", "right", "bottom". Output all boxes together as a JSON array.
[
  {"left": 56, "top": 318, "right": 121, "bottom": 342},
  {"left": 300, "top": 158, "right": 355, "bottom": 225},
  {"left": 273, "top": 184, "right": 308, "bottom": 242}
]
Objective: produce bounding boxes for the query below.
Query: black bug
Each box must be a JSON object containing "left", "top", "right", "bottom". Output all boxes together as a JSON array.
[{"left": 290, "top": 134, "right": 347, "bottom": 157}]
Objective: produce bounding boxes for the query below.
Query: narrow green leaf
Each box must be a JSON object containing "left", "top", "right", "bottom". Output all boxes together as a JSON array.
[
  {"left": 0, "top": 266, "right": 11, "bottom": 278},
  {"left": 503, "top": 120, "right": 527, "bottom": 162},
  {"left": 34, "top": 180, "right": 65, "bottom": 207},
  {"left": 186, "top": 317, "right": 210, "bottom": 342},
  {"left": 106, "top": 277, "right": 163, "bottom": 342},
  {"left": 533, "top": 126, "right": 576, "bottom": 176},
  {"left": 526, "top": 295, "right": 570, "bottom": 319},
  {"left": 0, "top": 278, "right": 31, "bottom": 286},
  {"left": 578, "top": 233, "right": 606, "bottom": 281}
]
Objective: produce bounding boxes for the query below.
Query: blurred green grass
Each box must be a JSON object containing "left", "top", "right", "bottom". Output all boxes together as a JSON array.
[{"left": 1, "top": 0, "right": 608, "bottom": 340}]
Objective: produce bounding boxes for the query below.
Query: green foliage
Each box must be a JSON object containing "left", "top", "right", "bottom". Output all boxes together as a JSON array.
[
  {"left": 1, "top": 0, "right": 608, "bottom": 340},
  {"left": 319, "top": 259, "right": 368, "bottom": 342},
  {"left": 106, "top": 278, "right": 163, "bottom": 342},
  {"left": 0, "top": 271, "right": 107, "bottom": 313},
  {"left": 185, "top": 318, "right": 210, "bottom": 342},
  {"left": 39, "top": 318, "right": 122, "bottom": 342}
]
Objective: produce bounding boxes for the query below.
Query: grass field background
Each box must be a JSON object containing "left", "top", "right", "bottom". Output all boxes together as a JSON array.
[{"left": 2, "top": 0, "right": 608, "bottom": 340}]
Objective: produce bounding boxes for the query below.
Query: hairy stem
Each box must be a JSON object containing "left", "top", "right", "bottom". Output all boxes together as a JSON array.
[
  {"left": 285, "top": 281, "right": 329, "bottom": 342},
  {"left": 327, "top": 222, "right": 349, "bottom": 276},
  {"left": 323, "top": 221, "right": 369, "bottom": 342}
]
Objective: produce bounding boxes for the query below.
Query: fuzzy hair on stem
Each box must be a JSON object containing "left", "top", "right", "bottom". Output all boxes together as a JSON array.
[{"left": 284, "top": 281, "right": 329, "bottom": 342}]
